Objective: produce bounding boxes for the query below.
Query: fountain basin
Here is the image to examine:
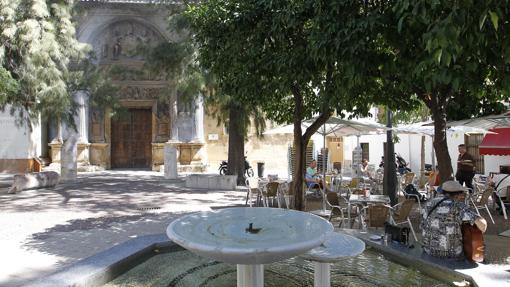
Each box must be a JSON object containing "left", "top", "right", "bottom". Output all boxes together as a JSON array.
[{"left": 166, "top": 207, "right": 334, "bottom": 265}]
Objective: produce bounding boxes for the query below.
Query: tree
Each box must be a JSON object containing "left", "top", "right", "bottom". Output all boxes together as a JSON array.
[
  {"left": 0, "top": 0, "right": 88, "bottom": 126},
  {"left": 145, "top": 8, "right": 265, "bottom": 184},
  {"left": 187, "top": 0, "right": 390, "bottom": 210},
  {"left": 380, "top": 0, "right": 510, "bottom": 183},
  {"left": 0, "top": 66, "right": 18, "bottom": 103}
]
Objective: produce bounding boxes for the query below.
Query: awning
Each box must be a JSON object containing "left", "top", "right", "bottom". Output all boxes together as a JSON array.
[{"left": 479, "top": 128, "right": 510, "bottom": 156}]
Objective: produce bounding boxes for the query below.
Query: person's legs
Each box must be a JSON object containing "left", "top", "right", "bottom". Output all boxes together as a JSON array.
[
  {"left": 456, "top": 172, "right": 466, "bottom": 186},
  {"left": 464, "top": 172, "right": 475, "bottom": 190}
]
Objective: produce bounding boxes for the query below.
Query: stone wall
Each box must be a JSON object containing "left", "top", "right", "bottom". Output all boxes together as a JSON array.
[{"left": 203, "top": 114, "right": 293, "bottom": 177}]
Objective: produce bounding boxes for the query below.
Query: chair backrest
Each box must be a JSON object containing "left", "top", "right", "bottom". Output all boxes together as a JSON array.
[
  {"left": 246, "top": 177, "right": 259, "bottom": 189},
  {"left": 427, "top": 171, "right": 437, "bottom": 186},
  {"left": 349, "top": 178, "right": 360, "bottom": 188},
  {"left": 479, "top": 186, "right": 494, "bottom": 205},
  {"left": 287, "top": 181, "right": 295, "bottom": 195},
  {"left": 393, "top": 199, "right": 415, "bottom": 223},
  {"left": 326, "top": 192, "right": 340, "bottom": 206},
  {"left": 367, "top": 204, "right": 390, "bottom": 228},
  {"left": 403, "top": 172, "right": 415, "bottom": 185},
  {"left": 266, "top": 182, "right": 279, "bottom": 197},
  {"left": 352, "top": 188, "right": 365, "bottom": 195}
]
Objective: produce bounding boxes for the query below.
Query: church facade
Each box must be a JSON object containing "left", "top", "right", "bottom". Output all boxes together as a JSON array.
[
  {"left": 0, "top": 0, "right": 294, "bottom": 175},
  {"left": 66, "top": 1, "right": 206, "bottom": 171}
]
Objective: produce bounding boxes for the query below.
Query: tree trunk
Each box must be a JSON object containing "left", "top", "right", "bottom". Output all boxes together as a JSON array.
[
  {"left": 292, "top": 86, "right": 306, "bottom": 211},
  {"left": 383, "top": 109, "right": 398, "bottom": 206},
  {"left": 430, "top": 94, "right": 453, "bottom": 184},
  {"left": 289, "top": 86, "right": 331, "bottom": 210},
  {"left": 293, "top": 118, "right": 306, "bottom": 211},
  {"left": 227, "top": 104, "right": 246, "bottom": 185}
]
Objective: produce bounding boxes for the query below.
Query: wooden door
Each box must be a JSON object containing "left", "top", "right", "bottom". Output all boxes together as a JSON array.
[
  {"left": 465, "top": 134, "right": 484, "bottom": 174},
  {"left": 111, "top": 109, "right": 152, "bottom": 168},
  {"left": 327, "top": 137, "right": 343, "bottom": 163}
]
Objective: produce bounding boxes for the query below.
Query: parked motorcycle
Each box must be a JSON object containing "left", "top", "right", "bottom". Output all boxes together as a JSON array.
[
  {"left": 219, "top": 157, "right": 254, "bottom": 177},
  {"left": 396, "top": 153, "right": 412, "bottom": 174},
  {"left": 379, "top": 154, "right": 412, "bottom": 174}
]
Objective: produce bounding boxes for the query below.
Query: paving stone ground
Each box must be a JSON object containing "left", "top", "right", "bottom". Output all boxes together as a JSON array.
[
  {"left": 0, "top": 171, "right": 247, "bottom": 287},
  {"left": 1, "top": 171, "right": 509, "bottom": 287}
]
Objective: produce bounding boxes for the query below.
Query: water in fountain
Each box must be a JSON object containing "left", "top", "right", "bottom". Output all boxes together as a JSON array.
[{"left": 103, "top": 246, "right": 453, "bottom": 287}]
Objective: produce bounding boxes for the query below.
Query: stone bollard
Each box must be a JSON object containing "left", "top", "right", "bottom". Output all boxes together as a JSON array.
[
  {"left": 164, "top": 143, "right": 178, "bottom": 179},
  {"left": 61, "top": 134, "right": 78, "bottom": 182},
  {"left": 8, "top": 171, "right": 60, "bottom": 194}
]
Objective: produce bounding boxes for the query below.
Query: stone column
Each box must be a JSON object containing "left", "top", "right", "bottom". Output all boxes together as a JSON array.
[
  {"left": 49, "top": 118, "right": 63, "bottom": 167},
  {"left": 192, "top": 95, "right": 205, "bottom": 143},
  {"left": 165, "top": 94, "right": 180, "bottom": 178},
  {"left": 50, "top": 118, "right": 63, "bottom": 144},
  {"left": 75, "top": 91, "right": 89, "bottom": 144},
  {"left": 169, "top": 95, "right": 179, "bottom": 142}
]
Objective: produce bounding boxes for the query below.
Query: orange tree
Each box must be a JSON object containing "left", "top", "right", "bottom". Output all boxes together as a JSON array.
[
  {"left": 187, "top": 0, "right": 398, "bottom": 210},
  {"left": 378, "top": 0, "right": 510, "bottom": 182}
]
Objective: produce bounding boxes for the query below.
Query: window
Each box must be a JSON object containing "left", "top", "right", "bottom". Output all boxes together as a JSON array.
[{"left": 361, "top": 143, "right": 369, "bottom": 161}]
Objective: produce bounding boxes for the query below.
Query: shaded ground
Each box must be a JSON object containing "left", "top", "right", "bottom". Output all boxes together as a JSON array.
[
  {"left": 308, "top": 195, "right": 510, "bottom": 271},
  {"left": 0, "top": 171, "right": 246, "bottom": 287},
  {"left": 1, "top": 171, "right": 509, "bottom": 286}
]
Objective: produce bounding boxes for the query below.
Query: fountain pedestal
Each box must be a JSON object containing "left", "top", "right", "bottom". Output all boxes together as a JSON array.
[{"left": 167, "top": 207, "right": 333, "bottom": 287}]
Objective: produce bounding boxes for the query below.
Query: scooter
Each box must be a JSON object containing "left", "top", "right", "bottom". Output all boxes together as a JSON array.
[
  {"left": 219, "top": 157, "right": 254, "bottom": 177},
  {"left": 396, "top": 153, "right": 412, "bottom": 174}
]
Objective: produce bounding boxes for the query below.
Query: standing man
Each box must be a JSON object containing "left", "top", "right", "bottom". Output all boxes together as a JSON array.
[{"left": 456, "top": 144, "right": 475, "bottom": 190}]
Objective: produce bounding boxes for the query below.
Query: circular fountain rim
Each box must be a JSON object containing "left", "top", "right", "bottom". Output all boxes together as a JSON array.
[{"left": 166, "top": 207, "right": 334, "bottom": 264}]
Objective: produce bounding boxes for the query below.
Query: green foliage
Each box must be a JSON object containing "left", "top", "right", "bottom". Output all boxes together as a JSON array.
[
  {"left": 0, "top": 66, "right": 19, "bottom": 104},
  {"left": 187, "top": 0, "right": 390, "bottom": 126},
  {"left": 377, "top": 0, "right": 510, "bottom": 181},
  {"left": 145, "top": 7, "right": 266, "bottom": 137},
  {"left": 377, "top": 101, "right": 430, "bottom": 125},
  {"left": 387, "top": 0, "right": 510, "bottom": 107},
  {"left": 0, "top": 0, "right": 87, "bottom": 126}
]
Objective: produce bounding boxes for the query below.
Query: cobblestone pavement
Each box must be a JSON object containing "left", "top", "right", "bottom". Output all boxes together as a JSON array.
[
  {"left": 2, "top": 172, "right": 510, "bottom": 286},
  {"left": 0, "top": 171, "right": 247, "bottom": 287}
]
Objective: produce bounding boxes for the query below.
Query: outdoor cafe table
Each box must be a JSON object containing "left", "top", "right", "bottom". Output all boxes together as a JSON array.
[
  {"left": 347, "top": 194, "right": 391, "bottom": 223},
  {"left": 167, "top": 207, "right": 333, "bottom": 287}
]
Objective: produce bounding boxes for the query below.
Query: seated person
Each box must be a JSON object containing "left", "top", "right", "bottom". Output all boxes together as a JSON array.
[
  {"left": 489, "top": 173, "right": 510, "bottom": 212},
  {"left": 359, "top": 159, "right": 373, "bottom": 179},
  {"left": 305, "top": 160, "right": 327, "bottom": 191},
  {"left": 421, "top": 180, "right": 487, "bottom": 260}
]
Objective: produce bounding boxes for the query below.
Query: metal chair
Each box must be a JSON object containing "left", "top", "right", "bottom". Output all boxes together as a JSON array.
[
  {"left": 326, "top": 192, "right": 361, "bottom": 228},
  {"left": 277, "top": 181, "right": 294, "bottom": 209},
  {"left": 389, "top": 199, "right": 418, "bottom": 241},
  {"left": 245, "top": 177, "right": 261, "bottom": 207},
  {"left": 470, "top": 186, "right": 495, "bottom": 224},
  {"left": 360, "top": 204, "right": 390, "bottom": 230},
  {"left": 263, "top": 181, "right": 280, "bottom": 207},
  {"left": 493, "top": 187, "right": 510, "bottom": 220}
]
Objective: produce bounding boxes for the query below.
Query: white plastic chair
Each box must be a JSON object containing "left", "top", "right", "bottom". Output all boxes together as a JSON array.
[
  {"left": 245, "top": 177, "right": 261, "bottom": 207},
  {"left": 470, "top": 186, "right": 495, "bottom": 224}
]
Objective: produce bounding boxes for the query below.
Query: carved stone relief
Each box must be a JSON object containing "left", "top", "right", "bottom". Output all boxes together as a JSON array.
[
  {"left": 93, "top": 20, "right": 163, "bottom": 62},
  {"left": 118, "top": 86, "right": 164, "bottom": 100}
]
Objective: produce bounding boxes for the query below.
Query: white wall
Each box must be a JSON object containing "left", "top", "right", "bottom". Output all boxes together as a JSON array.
[
  {"left": 484, "top": 155, "right": 510, "bottom": 174},
  {"left": 0, "top": 108, "right": 41, "bottom": 159},
  {"left": 341, "top": 130, "right": 466, "bottom": 174}
]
